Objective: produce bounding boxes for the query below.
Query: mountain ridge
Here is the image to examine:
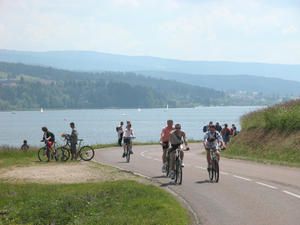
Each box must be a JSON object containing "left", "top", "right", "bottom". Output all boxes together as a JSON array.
[{"left": 1, "top": 49, "right": 300, "bottom": 81}]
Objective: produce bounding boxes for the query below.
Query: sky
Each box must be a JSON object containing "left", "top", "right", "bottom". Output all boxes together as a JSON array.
[{"left": 0, "top": 0, "right": 299, "bottom": 64}]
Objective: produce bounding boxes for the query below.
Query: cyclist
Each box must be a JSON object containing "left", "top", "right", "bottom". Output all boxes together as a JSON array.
[
  {"left": 160, "top": 120, "right": 174, "bottom": 173},
  {"left": 69, "top": 122, "right": 78, "bottom": 160},
  {"left": 168, "top": 123, "right": 189, "bottom": 179},
  {"left": 122, "top": 122, "right": 134, "bottom": 157},
  {"left": 203, "top": 124, "right": 225, "bottom": 171},
  {"left": 41, "top": 127, "right": 55, "bottom": 161}
]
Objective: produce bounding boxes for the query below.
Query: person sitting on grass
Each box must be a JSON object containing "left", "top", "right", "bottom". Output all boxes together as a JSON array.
[{"left": 20, "top": 140, "right": 29, "bottom": 151}]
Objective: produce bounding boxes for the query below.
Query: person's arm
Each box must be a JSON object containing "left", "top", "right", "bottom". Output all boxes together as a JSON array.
[
  {"left": 160, "top": 128, "right": 165, "bottom": 142},
  {"left": 217, "top": 132, "right": 225, "bottom": 148},
  {"left": 182, "top": 132, "right": 189, "bottom": 149}
]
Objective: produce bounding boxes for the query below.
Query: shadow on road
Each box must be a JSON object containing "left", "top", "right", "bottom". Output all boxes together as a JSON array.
[
  {"left": 152, "top": 175, "right": 166, "bottom": 179},
  {"left": 195, "top": 180, "right": 211, "bottom": 184}
]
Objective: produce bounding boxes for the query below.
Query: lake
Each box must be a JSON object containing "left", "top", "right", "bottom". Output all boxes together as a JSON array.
[{"left": 0, "top": 106, "right": 261, "bottom": 147}]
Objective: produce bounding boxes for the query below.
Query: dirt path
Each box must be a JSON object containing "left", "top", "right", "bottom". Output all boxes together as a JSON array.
[{"left": 0, "top": 162, "right": 137, "bottom": 184}]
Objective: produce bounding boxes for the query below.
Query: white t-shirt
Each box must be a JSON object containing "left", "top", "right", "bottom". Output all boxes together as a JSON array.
[{"left": 123, "top": 128, "right": 134, "bottom": 138}]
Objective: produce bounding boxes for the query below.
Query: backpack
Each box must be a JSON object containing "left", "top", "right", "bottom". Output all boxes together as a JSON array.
[
  {"left": 203, "top": 125, "right": 208, "bottom": 133},
  {"left": 116, "top": 126, "right": 119, "bottom": 132}
]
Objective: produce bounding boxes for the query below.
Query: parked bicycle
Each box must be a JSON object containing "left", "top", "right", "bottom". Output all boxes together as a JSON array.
[
  {"left": 38, "top": 141, "right": 68, "bottom": 162},
  {"left": 59, "top": 134, "right": 95, "bottom": 161},
  {"left": 123, "top": 136, "right": 135, "bottom": 163}
]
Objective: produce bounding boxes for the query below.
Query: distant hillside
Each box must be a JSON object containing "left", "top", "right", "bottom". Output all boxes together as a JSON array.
[
  {"left": 140, "top": 71, "right": 300, "bottom": 96},
  {"left": 0, "top": 49, "right": 300, "bottom": 81},
  {"left": 225, "top": 100, "right": 300, "bottom": 166},
  {"left": 0, "top": 62, "right": 227, "bottom": 110}
]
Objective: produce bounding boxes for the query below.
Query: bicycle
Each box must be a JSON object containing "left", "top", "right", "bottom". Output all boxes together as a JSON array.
[
  {"left": 123, "top": 136, "right": 135, "bottom": 163},
  {"left": 166, "top": 144, "right": 189, "bottom": 185},
  {"left": 59, "top": 134, "right": 95, "bottom": 161},
  {"left": 208, "top": 148, "right": 219, "bottom": 183},
  {"left": 38, "top": 141, "right": 69, "bottom": 162}
]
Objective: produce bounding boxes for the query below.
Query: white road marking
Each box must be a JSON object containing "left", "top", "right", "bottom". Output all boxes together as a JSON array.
[
  {"left": 233, "top": 175, "right": 252, "bottom": 181},
  {"left": 195, "top": 166, "right": 206, "bottom": 170},
  {"left": 283, "top": 190, "right": 300, "bottom": 199},
  {"left": 255, "top": 182, "right": 278, "bottom": 190}
]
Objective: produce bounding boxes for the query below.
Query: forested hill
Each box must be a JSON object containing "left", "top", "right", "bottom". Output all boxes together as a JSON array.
[{"left": 0, "top": 62, "right": 226, "bottom": 110}]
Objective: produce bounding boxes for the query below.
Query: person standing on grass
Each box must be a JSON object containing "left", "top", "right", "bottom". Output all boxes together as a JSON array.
[
  {"left": 70, "top": 122, "right": 78, "bottom": 160},
  {"left": 20, "top": 140, "right": 29, "bottom": 151},
  {"left": 116, "top": 121, "right": 124, "bottom": 146}
]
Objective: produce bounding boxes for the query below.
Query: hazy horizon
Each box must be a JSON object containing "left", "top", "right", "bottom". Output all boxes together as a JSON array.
[{"left": 1, "top": 0, "right": 299, "bottom": 64}]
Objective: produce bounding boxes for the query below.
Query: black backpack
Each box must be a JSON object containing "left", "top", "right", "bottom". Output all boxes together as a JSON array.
[{"left": 203, "top": 125, "right": 208, "bottom": 133}]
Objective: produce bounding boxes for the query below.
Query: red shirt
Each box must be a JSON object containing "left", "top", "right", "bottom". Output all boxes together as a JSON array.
[{"left": 161, "top": 126, "right": 174, "bottom": 142}]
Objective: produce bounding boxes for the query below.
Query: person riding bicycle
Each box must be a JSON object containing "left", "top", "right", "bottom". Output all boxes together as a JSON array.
[
  {"left": 122, "top": 123, "right": 134, "bottom": 157},
  {"left": 69, "top": 122, "right": 78, "bottom": 160},
  {"left": 41, "top": 127, "right": 55, "bottom": 161},
  {"left": 160, "top": 119, "right": 174, "bottom": 173},
  {"left": 203, "top": 124, "right": 225, "bottom": 171},
  {"left": 168, "top": 123, "right": 189, "bottom": 179}
]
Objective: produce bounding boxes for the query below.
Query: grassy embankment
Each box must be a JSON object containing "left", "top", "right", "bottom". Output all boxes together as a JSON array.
[
  {"left": 223, "top": 100, "right": 300, "bottom": 167},
  {"left": 0, "top": 147, "right": 190, "bottom": 225}
]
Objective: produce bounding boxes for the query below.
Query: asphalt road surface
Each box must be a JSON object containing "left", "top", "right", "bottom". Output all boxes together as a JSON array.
[{"left": 94, "top": 143, "right": 300, "bottom": 225}]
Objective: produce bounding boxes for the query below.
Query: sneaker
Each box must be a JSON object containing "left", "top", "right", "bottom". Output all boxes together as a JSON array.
[
  {"left": 169, "top": 170, "right": 175, "bottom": 180},
  {"left": 181, "top": 162, "right": 185, "bottom": 167},
  {"left": 162, "top": 164, "right": 166, "bottom": 173},
  {"left": 129, "top": 150, "right": 133, "bottom": 154},
  {"left": 122, "top": 152, "right": 126, "bottom": 158}
]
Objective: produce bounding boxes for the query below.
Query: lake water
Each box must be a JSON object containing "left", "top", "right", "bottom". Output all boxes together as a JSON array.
[{"left": 0, "top": 106, "right": 261, "bottom": 147}]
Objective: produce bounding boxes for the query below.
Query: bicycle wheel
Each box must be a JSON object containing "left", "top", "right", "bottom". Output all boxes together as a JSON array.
[
  {"left": 56, "top": 147, "right": 70, "bottom": 161},
  {"left": 126, "top": 145, "right": 130, "bottom": 163},
  {"left": 208, "top": 163, "right": 214, "bottom": 181},
  {"left": 79, "top": 145, "right": 95, "bottom": 161},
  {"left": 165, "top": 154, "right": 170, "bottom": 177},
  {"left": 213, "top": 159, "right": 219, "bottom": 183},
  {"left": 38, "top": 147, "right": 48, "bottom": 162},
  {"left": 175, "top": 159, "right": 183, "bottom": 185}
]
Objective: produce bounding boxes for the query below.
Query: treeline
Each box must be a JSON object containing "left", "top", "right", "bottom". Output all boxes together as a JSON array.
[{"left": 0, "top": 62, "right": 225, "bottom": 110}]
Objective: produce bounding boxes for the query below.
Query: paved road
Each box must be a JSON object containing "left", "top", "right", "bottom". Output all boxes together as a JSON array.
[{"left": 94, "top": 143, "right": 300, "bottom": 225}]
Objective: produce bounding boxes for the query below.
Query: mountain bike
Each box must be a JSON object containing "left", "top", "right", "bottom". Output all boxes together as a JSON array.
[
  {"left": 123, "top": 136, "right": 135, "bottom": 163},
  {"left": 38, "top": 141, "right": 69, "bottom": 162},
  {"left": 166, "top": 144, "right": 189, "bottom": 185},
  {"left": 208, "top": 148, "right": 219, "bottom": 183},
  {"left": 59, "top": 134, "right": 95, "bottom": 161}
]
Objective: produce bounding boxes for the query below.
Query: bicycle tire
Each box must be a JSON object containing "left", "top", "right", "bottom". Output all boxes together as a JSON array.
[
  {"left": 175, "top": 159, "right": 183, "bottom": 185},
  {"left": 79, "top": 145, "right": 95, "bottom": 161},
  {"left": 166, "top": 153, "right": 170, "bottom": 177},
  {"left": 209, "top": 163, "right": 214, "bottom": 181},
  {"left": 56, "top": 147, "right": 70, "bottom": 161},
  {"left": 38, "top": 147, "right": 49, "bottom": 162},
  {"left": 214, "top": 159, "right": 219, "bottom": 183},
  {"left": 126, "top": 145, "right": 130, "bottom": 163}
]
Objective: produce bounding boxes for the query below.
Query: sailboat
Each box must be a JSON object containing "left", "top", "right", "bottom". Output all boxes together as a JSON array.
[{"left": 40, "top": 107, "right": 44, "bottom": 113}]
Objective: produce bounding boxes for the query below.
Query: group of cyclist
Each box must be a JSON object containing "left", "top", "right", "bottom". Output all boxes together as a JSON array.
[
  {"left": 41, "top": 122, "right": 78, "bottom": 162},
  {"left": 159, "top": 120, "right": 226, "bottom": 179}
]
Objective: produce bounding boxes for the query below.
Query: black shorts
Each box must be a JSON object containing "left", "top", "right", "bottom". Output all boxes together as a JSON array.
[
  {"left": 162, "top": 142, "right": 169, "bottom": 150},
  {"left": 169, "top": 144, "right": 181, "bottom": 152},
  {"left": 123, "top": 137, "right": 131, "bottom": 145}
]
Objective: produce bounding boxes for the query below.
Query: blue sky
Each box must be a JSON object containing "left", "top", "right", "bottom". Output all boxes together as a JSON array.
[{"left": 0, "top": 0, "right": 299, "bottom": 64}]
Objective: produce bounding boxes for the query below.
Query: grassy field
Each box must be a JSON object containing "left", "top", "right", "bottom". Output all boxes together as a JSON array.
[
  {"left": 0, "top": 147, "right": 190, "bottom": 225},
  {"left": 225, "top": 100, "right": 300, "bottom": 167},
  {"left": 0, "top": 181, "right": 189, "bottom": 225}
]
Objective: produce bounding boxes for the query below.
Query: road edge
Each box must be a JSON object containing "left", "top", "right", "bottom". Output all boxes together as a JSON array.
[{"left": 93, "top": 159, "right": 201, "bottom": 225}]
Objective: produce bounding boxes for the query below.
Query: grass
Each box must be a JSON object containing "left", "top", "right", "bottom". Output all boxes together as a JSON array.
[
  {"left": 0, "top": 180, "right": 190, "bottom": 225},
  {"left": 0, "top": 147, "right": 37, "bottom": 169},
  {"left": 225, "top": 100, "right": 300, "bottom": 167},
  {"left": 241, "top": 99, "right": 300, "bottom": 131},
  {"left": 0, "top": 146, "right": 191, "bottom": 225}
]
